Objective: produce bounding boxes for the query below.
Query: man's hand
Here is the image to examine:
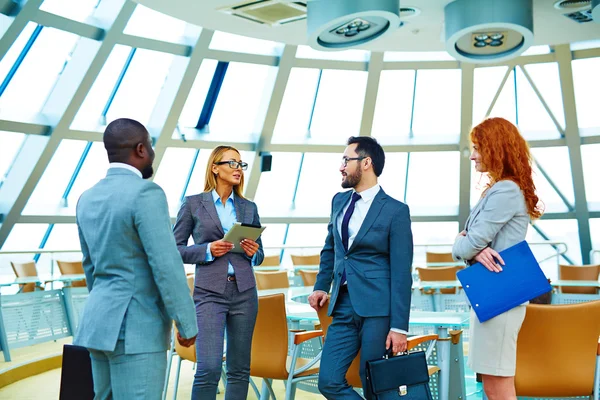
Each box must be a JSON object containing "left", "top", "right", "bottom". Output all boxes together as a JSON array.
[
  {"left": 177, "top": 332, "right": 197, "bottom": 348},
  {"left": 474, "top": 247, "right": 504, "bottom": 272},
  {"left": 240, "top": 238, "right": 259, "bottom": 257},
  {"left": 308, "top": 290, "right": 328, "bottom": 311},
  {"left": 210, "top": 240, "right": 234, "bottom": 257},
  {"left": 386, "top": 331, "right": 407, "bottom": 354}
]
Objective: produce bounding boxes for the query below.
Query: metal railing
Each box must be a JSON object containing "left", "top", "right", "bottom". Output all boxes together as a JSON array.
[{"left": 590, "top": 249, "right": 600, "bottom": 265}]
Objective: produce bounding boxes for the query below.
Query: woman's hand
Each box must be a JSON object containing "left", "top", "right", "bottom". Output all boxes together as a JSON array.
[
  {"left": 474, "top": 247, "right": 505, "bottom": 272},
  {"left": 240, "top": 239, "right": 259, "bottom": 257},
  {"left": 210, "top": 240, "right": 234, "bottom": 257}
]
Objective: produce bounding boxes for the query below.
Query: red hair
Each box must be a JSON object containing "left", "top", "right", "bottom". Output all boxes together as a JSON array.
[{"left": 471, "top": 118, "right": 543, "bottom": 220}]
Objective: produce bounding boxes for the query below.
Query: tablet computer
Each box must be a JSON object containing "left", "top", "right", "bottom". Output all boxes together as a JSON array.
[{"left": 223, "top": 222, "right": 266, "bottom": 253}]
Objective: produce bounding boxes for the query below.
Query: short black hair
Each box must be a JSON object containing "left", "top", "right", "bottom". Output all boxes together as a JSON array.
[
  {"left": 347, "top": 136, "right": 385, "bottom": 176},
  {"left": 103, "top": 118, "right": 149, "bottom": 163}
]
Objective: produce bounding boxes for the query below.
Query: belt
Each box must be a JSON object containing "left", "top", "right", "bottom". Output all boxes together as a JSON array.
[{"left": 227, "top": 275, "right": 236, "bottom": 282}]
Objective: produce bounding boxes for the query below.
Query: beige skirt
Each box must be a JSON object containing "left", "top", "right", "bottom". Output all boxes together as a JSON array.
[{"left": 467, "top": 305, "right": 527, "bottom": 376}]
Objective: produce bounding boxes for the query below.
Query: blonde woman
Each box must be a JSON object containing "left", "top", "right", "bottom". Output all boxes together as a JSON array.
[{"left": 173, "top": 145, "right": 264, "bottom": 399}]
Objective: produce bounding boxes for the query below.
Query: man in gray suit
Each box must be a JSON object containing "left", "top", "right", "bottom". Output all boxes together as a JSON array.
[
  {"left": 308, "top": 136, "right": 413, "bottom": 399},
  {"left": 75, "top": 118, "right": 198, "bottom": 400}
]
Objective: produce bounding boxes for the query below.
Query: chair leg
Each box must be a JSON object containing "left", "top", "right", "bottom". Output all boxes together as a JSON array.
[
  {"left": 172, "top": 356, "right": 183, "bottom": 400},
  {"left": 162, "top": 336, "right": 176, "bottom": 400},
  {"left": 250, "top": 377, "right": 261, "bottom": 398},
  {"left": 260, "top": 380, "right": 270, "bottom": 400},
  {"left": 265, "top": 379, "right": 276, "bottom": 399},
  {"left": 285, "top": 378, "right": 297, "bottom": 400},
  {"left": 594, "top": 355, "right": 600, "bottom": 400}
]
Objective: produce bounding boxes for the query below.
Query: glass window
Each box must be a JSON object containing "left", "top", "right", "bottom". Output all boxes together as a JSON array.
[
  {"left": 24, "top": 140, "right": 88, "bottom": 215},
  {"left": 473, "top": 66, "right": 511, "bottom": 125},
  {"left": 72, "top": 45, "right": 132, "bottom": 130},
  {"left": 0, "top": 131, "right": 26, "bottom": 184},
  {"left": 296, "top": 45, "right": 369, "bottom": 62},
  {"left": 531, "top": 147, "right": 574, "bottom": 211},
  {"left": 254, "top": 152, "right": 302, "bottom": 216},
  {"left": 572, "top": 57, "right": 600, "bottom": 136},
  {"left": 529, "top": 219, "right": 582, "bottom": 273},
  {"left": 106, "top": 49, "right": 177, "bottom": 126},
  {"left": 521, "top": 45, "right": 551, "bottom": 56},
  {"left": 571, "top": 40, "right": 600, "bottom": 51},
  {"left": 581, "top": 144, "right": 600, "bottom": 211},
  {"left": 590, "top": 219, "right": 600, "bottom": 264},
  {"left": 488, "top": 68, "right": 518, "bottom": 125},
  {"left": 272, "top": 68, "right": 320, "bottom": 142},
  {"left": 515, "top": 65, "right": 562, "bottom": 140},
  {"left": 294, "top": 153, "right": 346, "bottom": 217},
  {"left": 522, "top": 63, "right": 564, "bottom": 130},
  {"left": 0, "top": 22, "right": 36, "bottom": 85},
  {"left": 259, "top": 223, "right": 288, "bottom": 259},
  {"left": 43, "top": 224, "right": 80, "bottom": 249},
  {"left": 40, "top": 0, "right": 99, "bottom": 22},
  {"left": 0, "top": 27, "right": 80, "bottom": 121},
  {"left": 383, "top": 51, "right": 455, "bottom": 62},
  {"left": 1, "top": 224, "right": 47, "bottom": 250},
  {"left": 412, "top": 221, "right": 460, "bottom": 265},
  {"left": 208, "top": 62, "right": 277, "bottom": 140},
  {"left": 66, "top": 142, "right": 109, "bottom": 211},
  {"left": 406, "top": 152, "right": 460, "bottom": 216},
  {"left": 153, "top": 148, "right": 198, "bottom": 215},
  {"left": 210, "top": 31, "right": 283, "bottom": 56},
  {"left": 371, "top": 70, "right": 415, "bottom": 142},
  {"left": 124, "top": 4, "right": 188, "bottom": 43},
  {"left": 178, "top": 59, "right": 218, "bottom": 128},
  {"left": 378, "top": 152, "right": 408, "bottom": 203},
  {"left": 310, "top": 69, "right": 368, "bottom": 142},
  {"left": 531, "top": 162, "right": 569, "bottom": 214},
  {"left": 411, "top": 69, "right": 461, "bottom": 142},
  {"left": 283, "top": 223, "right": 328, "bottom": 267}
]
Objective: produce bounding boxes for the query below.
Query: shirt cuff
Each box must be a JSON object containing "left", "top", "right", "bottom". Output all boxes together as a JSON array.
[
  {"left": 205, "top": 243, "right": 215, "bottom": 262},
  {"left": 390, "top": 328, "right": 408, "bottom": 335},
  {"left": 313, "top": 290, "right": 328, "bottom": 295},
  {"left": 251, "top": 253, "right": 257, "bottom": 266}
]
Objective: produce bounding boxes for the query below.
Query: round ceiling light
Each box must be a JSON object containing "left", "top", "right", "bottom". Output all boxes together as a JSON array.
[
  {"left": 444, "top": 0, "right": 534, "bottom": 64},
  {"left": 307, "top": 0, "right": 401, "bottom": 51},
  {"left": 592, "top": 0, "right": 600, "bottom": 22}
]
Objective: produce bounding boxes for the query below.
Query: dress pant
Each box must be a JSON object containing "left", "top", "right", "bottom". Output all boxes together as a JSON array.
[
  {"left": 192, "top": 280, "right": 258, "bottom": 400},
  {"left": 318, "top": 287, "right": 390, "bottom": 400}
]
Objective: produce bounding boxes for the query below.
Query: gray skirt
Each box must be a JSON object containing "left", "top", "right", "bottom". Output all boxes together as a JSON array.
[{"left": 467, "top": 305, "right": 527, "bottom": 376}]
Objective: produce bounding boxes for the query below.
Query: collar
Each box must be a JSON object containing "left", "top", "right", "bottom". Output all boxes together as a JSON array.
[
  {"left": 355, "top": 183, "right": 380, "bottom": 203},
  {"left": 211, "top": 189, "right": 235, "bottom": 205},
  {"left": 109, "top": 163, "right": 142, "bottom": 179}
]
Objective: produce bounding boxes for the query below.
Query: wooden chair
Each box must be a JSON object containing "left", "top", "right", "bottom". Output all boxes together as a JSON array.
[
  {"left": 316, "top": 297, "right": 440, "bottom": 390},
  {"left": 290, "top": 254, "right": 320, "bottom": 266},
  {"left": 514, "top": 301, "right": 600, "bottom": 398},
  {"left": 56, "top": 260, "right": 87, "bottom": 288},
  {"left": 254, "top": 271, "right": 289, "bottom": 290},
  {"left": 558, "top": 264, "right": 600, "bottom": 294},
  {"left": 416, "top": 266, "right": 464, "bottom": 294},
  {"left": 10, "top": 261, "right": 43, "bottom": 293},
  {"left": 425, "top": 251, "right": 455, "bottom": 265},
  {"left": 260, "top": 254, "right": 281, "bottom": 267},
  {"left": 298, "top": 270, "right": 318, "bottom": 287},
  {"left": 250, "top": 293, "right": 322, "bottom": 399}
]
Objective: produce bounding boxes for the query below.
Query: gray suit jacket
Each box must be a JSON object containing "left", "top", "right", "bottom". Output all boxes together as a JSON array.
[
  {"left": 453, "top": 180, "right": 529, "bottom": 262},
  {"left": 75, "top": 168, "right": 198, "bottom": 354},
  {"left": 173, "top": 192, "right": 264, "bottom": 294},
  {"left": 313, "top": 188, "right": 414, "bottom": 332}
]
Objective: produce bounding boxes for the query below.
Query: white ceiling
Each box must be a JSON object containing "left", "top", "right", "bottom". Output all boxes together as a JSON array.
[{"left": 133, "top": 0, "right": 600, "bottom": 52}]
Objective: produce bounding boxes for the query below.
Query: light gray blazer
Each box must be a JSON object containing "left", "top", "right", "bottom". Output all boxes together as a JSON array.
[
  {"left": 173, "top": 192, "right": 264, "bottom": 294},
  {"left": 75, "top": 168, "right": 198, "bottom": 354},
  {"left": 453, "top": 180, "right": 530, "bottom": 262}
]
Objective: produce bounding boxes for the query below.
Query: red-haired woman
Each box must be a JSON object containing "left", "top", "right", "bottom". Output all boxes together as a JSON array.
[{"left": 452, "top": 117, "right": 543, "bottom": 400}]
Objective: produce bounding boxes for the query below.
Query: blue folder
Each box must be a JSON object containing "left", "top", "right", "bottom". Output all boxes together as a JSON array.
[{"left": 456, "top": 241, "right": 552, "bottom": 323}]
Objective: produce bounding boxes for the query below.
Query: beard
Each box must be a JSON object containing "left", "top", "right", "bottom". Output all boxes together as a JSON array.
[
  {"left": 141, "top": 163, "right": 154, "bottom": 179},
  {"left": 341, "top": 168, "right": 362, "bottom": 189}
]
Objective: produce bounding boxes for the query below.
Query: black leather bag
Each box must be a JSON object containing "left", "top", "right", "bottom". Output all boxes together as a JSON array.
[
  {"left": 59, "top": 344, "right": 95, "bottom": 400},
  {"left": 365, "top": 350, "right": 433, "bottom": 400}
]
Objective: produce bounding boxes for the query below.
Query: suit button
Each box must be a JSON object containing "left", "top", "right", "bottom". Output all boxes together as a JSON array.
[{"left": 344, "top": 256, "right": 348, "bottom": 260}]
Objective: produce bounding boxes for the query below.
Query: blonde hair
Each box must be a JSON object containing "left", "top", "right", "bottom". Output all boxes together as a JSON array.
[{"left": 204, "top": 145, "right": 245, "bottom": 199}]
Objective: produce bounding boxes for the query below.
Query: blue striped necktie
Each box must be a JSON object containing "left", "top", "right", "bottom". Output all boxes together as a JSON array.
[{"left": 341, "top": 192, "right": 361, "bottom": 284}]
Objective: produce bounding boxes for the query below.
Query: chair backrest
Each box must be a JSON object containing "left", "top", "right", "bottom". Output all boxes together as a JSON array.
[
  {"left": 250, "top": 294, "right": 290, "bottom": 380},
  {"left": 559, "top": 264, "right": 600, "bottom": 294},
  {"left": 425, "top": 251, "right": 454, "bottom": 264},
  {"left": 57, "top": 260, "right": 87, "bottom": 287},
  {"left": 416, "top": 266, "right": 464, "bottom": 294},
  {"left": 10, "top": 261, "right": 39, "bottom": 293},
  {"left": 254, "top": 271, "right": 289, "bottom": 290},
  {"left": 515, "top": 301, "right": 600, "bottom": 397},
  {"left": 298, "top": 270, "right": 318, "bottom": 287},
  {"left": 260, "top": 255, "right": 281, "bottom": 266},
  {"left": 316, "top": 297, "right": 363, "bottom": 388},
  {"left": 290, "top": 254, "right": 320, "bottom": 266}
]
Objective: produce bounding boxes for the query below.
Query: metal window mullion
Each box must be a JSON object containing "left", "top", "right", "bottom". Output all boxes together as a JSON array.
[
  {"left": 100, "top": 47, "right": 137, "bottom": 124},
  {"left": 513, "top": 66, "right": 519, "bottom": 126},
  {"left": 180, "top": 149, "right": 200, "bottom": 203},
  {"left": 34, "top": 224, "right": 54, "bottom": 263},
  {"left": 195, "top": 61, "right": 229, "bottom": 130},
  {"left": 533, "top": 157, "right": 574, "bottom": 212},
  {"left": 484, "top": 65, "right": 513, "bottom": 118},
  {"left": 0, "top": 24, "right": 43, "bottom": 97},
  {"left": 306, "top": 69, "right": 323, "bottom": 139},
  {"left": 61, "top": 141, "right": 93, "bottom": 207},
  {"left": 404, "top": 70, "right": 418, "bottom": 203}
]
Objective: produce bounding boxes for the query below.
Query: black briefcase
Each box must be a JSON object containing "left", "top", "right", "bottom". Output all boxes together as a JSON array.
[
  {"left": 365, "top": 350, "right": 433, "bottom": 400},
  {"left": 59, "top": 344, "right": 95, "bottom": 400}
]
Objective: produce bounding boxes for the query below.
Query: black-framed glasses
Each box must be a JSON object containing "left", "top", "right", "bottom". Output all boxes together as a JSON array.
[
  {"left": 215, "top": 160, "right": 249, "bottom": 170},
  {"left": 341, "top": 156, "right": 365, "bottom": 167}
]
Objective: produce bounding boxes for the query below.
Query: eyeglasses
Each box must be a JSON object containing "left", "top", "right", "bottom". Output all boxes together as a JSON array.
[
  {"left": 215, "top": 160, "right": 249, "bottom": 171},
  {"left": 341, "top": 156, "right": 366, "bottom": 167}
]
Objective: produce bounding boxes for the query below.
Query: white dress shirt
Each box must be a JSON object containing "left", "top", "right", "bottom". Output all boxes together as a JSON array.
[{"left": 109, "top": 162, "right": 142, "bottom": 178}]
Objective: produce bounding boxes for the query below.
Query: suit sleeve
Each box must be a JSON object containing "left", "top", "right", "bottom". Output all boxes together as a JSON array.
[
  {"left": 135, "top": 183, "right": 198, "bottom": 339},
  {"left": 314, "top": 194, "right": 337, "bottom": 293},
  {"left": 390, "top": 204, "right": 413, "bottom": 332},
  {"left": 453, "top": 181, "right": 521, "bottom": 262},
  {"left": 76, "top": 213, "right": 94, "bottom": 293},
  {"left": 247, "top": 203, "right": 264, "bottom": 266},
  {"left": 173, "top": 197, "right": 211, "bottom": 265}
]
